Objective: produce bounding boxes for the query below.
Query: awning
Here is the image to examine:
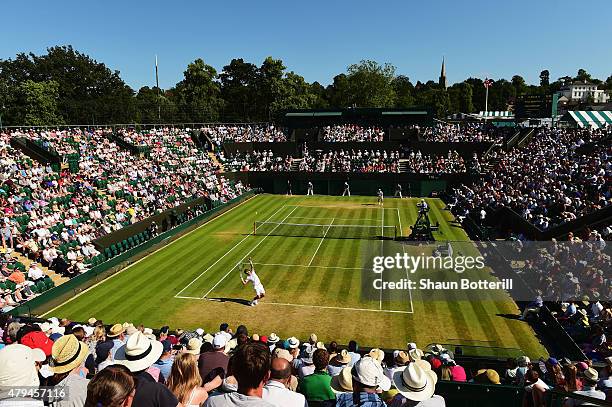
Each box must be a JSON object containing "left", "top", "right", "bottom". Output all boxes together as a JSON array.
[
  {"left": 568, "top": 111, "right": 612, "bottom": 129},
  {"left": 477, "top": 111, "right": 514, "bottom": 118}
]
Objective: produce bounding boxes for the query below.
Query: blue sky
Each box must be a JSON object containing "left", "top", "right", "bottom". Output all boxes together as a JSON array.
[{"left": 2, "top": 0, "right": 611, "bottom": 90}]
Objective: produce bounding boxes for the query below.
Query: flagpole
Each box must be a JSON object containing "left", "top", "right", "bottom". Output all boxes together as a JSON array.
[{"left": 155, "top": 55, "right": 160, "bottom": 121}]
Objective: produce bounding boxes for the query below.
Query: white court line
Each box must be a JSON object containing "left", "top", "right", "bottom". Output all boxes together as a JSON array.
[
  {"left": 397, "top": 207, "right": 414, "bottom": 314},
  {"left": 175, "top": 204, "right": 287, "bottom": 297},
  {"left": 288, "top": 216, "right": 381, "bottom": 222},
  {"left": 252, "top": 262, "right": 362, "bottom": 271},
  {"left": 307, "top": 218, "right": 335, "bottom": 267},
  {"left": 379, "top": 207, "right": 384, "bottom": 310},
  {"left": 177, "top": 294, "right": 413, "bottom": 314},
  {"left": 201, "top": 206, "right": 299, "bottom": 299},
  {"left": 259, "top": 301, "right": 412, "bottom": 314},
  {"left": 42, "top": 193, "right": 259, "bottom": 318}
]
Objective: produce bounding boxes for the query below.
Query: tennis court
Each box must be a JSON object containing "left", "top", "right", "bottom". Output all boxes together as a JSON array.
[{"left": 44, "top": 194, "right": 547, "bottom": 355}]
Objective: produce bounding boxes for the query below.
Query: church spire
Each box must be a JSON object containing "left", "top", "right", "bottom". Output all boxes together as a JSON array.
[{"left": 439, "top": 57, "right": 447, "bottom": 90}]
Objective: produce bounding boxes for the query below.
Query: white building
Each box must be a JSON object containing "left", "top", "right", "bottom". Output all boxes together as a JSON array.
[{"left": 559, "top": 81, "right": 609, "bottom": 103}]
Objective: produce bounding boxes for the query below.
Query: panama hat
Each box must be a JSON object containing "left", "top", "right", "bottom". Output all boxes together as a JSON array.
[
  {"left": 0, "top": 344, "right": 46, "bottom": 387},
  {"left": 583, "top": 368, "right": 598, "bottom": 382},
  {"left": 316, "top": 341, "right": 326, "bottom": 350},
  {"left": 50, "top": 334, "right": 90, "bottom": 374},
  {"left": 287, "top": 337, "right": 300, "bottom": 349},
  {"left": 142, "top": 328, "right": 156, "bottom": 341},
  {"left": 186, "top": 338, "right": 202, "bottom": 355},
  {"left": 114, "top": 331, "right": 163, "bottom": 373},
  {"left": 368, "top": 348, "right": 385, "bottom": 363},
  {"left": 125, "top": 323, "right": 138, "bottom": 336},
  {"left": 393, "top": 362, "right": 437, "bottom": 401},
  {"left": 268, "top": 333, "right": 280, "bottom": 344},
  {"left": 107, "top": 323, "right": 125, "bottom": 338},
  {"left": 87, "top": 317, "right": 97, "bottom": 326},
  {"left": 352, "top": 356, "right": 391, "bottom": 391},
  {"left": 335, "top": 349, "right": 352, "bottom": 364},
  {"left": 408, "top": 348, "right": 424, "bottom": 362},
  {"left": 331, "top": 366, "right": 353, "bottom": 393}
]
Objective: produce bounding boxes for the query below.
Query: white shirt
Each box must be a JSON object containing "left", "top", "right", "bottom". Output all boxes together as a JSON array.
[
  {"left": 262, "top": 380, "right": 307, "bottom": 407},
  {"left": 28, "top": 266, "right": 44, "bottom": 280},
  {"left": 247, "top": 272, "right": 262, "bottom": 287}
]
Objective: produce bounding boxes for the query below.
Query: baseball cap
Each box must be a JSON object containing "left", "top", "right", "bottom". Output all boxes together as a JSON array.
[
  {"left": 351, "top": 356, "right": 391, "bottom": 391},
  {"left": 20, "top": 331, "right": 54, "bottom": 357},
  {"left": 213, "top": 334, "right": 227, "bottom": 349},
  {"left": 0, "top": 344, "right": 46, "bottom": 387}
]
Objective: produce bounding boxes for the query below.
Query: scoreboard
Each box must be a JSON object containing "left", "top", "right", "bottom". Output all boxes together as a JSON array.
[{"left": 515, "top": 94, "right": 556, "bottom": 119}]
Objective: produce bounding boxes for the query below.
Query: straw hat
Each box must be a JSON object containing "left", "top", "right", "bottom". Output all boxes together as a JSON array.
[
  {"left": 583, "top": 368, "right": 598, "bottom": 382},
  {"left": 50, "top": 334, "right": 90, "bottom": 374},
  {"left": 114, "top": 331, "right": 163, "bottom": 373},
  {"left": 331, "top": 366, "right": 353, "bottom": 393},
  {"left": 394, "top": 351, "right": 411, "bottom": 366},
  {"left": 107, "top": 324, "right": 125, "bottom": 338},
  {"left": 268, "top": 333, "right": 280, "bottom": 344},
  {"left": 393, "top": 362, "right": 438, "bottom": 402},
  {"left": 185, "top": 338, "right": 202, "bottom": 355},
  {"left": 368, "top": 348, "right": 385, "bottom": 363}
]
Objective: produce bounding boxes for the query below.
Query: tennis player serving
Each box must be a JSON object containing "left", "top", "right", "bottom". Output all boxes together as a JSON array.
[{"left": 240, "top": 257, "right": 265, "bottom": 306}]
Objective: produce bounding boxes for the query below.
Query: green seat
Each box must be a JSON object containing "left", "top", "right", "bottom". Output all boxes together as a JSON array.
[{"left": 37, "top": 281, "right": 47, "bottom": 293}]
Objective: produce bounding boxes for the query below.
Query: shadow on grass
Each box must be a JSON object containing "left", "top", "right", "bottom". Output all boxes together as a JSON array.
[
  {"left": 207, "top": 297, "right": 252, "bottom": 306},
  {"left": 496, "top": 313, "right": 522, "bottom": 320}
]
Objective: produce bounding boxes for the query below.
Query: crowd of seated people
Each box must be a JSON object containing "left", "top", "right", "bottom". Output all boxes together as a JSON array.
[
  {"left": 0, "top": 129, "right": 246, "bottom": 296},
  {"left": 0, "top": 315, "right": 609, "bottom": 406},
  {"left": 403, "top": 150, "right": 466, "bottom": 174},
  {"left": 300, "top": 149, "right": 401, "bottom": 173},
  {"left": 223, "top": 150, "right": 292, "bottom": 172},
  {"left": 321, "top": 124, "right": 386, "bottom": 142},
  {"left": 418, "top": 123, "right": 511, "bottom": 143},
  {"left": 448, "top": 127, "right": 611, "bottom": 230},
  {"left": 201, "top": 124, "right": 287, "bottom": 148}
]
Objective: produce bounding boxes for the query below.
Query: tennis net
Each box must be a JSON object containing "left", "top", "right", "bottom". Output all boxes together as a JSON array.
[{"left": 253, "top": 221, "right": 397, "bottom": 240}]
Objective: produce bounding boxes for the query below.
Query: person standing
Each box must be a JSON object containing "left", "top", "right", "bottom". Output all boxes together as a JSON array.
[
  {"left": 394, "top": 184, "right": 403, "bottom": 198},
  {"left": 342, "top": 182, "right": 350, "bottom": 197},
  {"left": 307, "top": 182, "right": 314, "bottom": 196},
  {"left": 377, "top": 189, "right": 384, "bottom": 206}
]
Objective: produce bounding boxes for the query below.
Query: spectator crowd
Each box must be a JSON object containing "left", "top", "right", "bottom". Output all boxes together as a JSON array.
[
  {"left": 0, "top": 316, "right": 610, "bottom": 406},
  {"left": 0, "top": 128, "right": 246, "bottom": 307},
  {"left": 321, "top": 125, "right": 386, "bottom": 142},
  {"left": 449, "top": 127, "right": 611, "bottom": 230}
]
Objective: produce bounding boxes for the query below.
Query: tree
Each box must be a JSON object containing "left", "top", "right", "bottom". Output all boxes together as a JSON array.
[
  {"left": 219, "top": 58, "right": 259, "bottom": 121},
  {"left": 539, "top": 70, "right": 550, "bottom": 87},
  {"left": 575, "top": 69, "right": 592, "bottom": 83},
  {"left": 135, "top": 86, "right": 176, "bottom": 123},
  {"left": 174, "top": 58, "right": 223, "bottom": 122},
  {"left": 456, "top": 82, "right": 474, "bottom": 113},
  {"left": 344, "top": 60, "right": 396, "bottom": 107},
  {"left": 17, "top": 80, "right": 64, "bottom": 126},
  {"left": 511, "top": 75, "right": 527, "bottom": 96},
  {"left": 392, "top": 75, "right": 415, "bottom": 108},
  {"left": 0, "top": 45, "right": 135, "bottom": 124}
]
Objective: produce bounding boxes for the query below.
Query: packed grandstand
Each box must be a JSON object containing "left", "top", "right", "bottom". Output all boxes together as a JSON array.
[{"left": 0, "top": 120, "right": 610, "bottom": 407}]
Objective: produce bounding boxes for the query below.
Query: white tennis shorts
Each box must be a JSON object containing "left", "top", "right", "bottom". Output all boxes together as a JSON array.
[{"left": 254, "top": 284, "right": 265, "bottom": 296}]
